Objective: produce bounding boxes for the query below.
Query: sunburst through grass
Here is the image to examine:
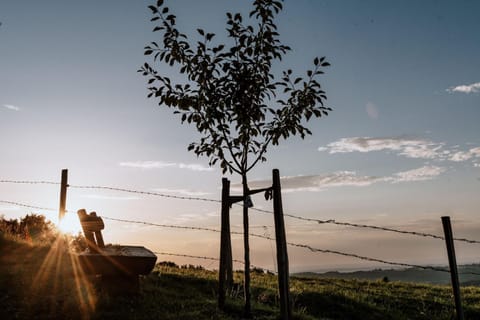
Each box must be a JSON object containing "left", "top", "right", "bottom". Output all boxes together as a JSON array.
[{"left": 0, "top": 233, "right": 99, "bottom": 319}]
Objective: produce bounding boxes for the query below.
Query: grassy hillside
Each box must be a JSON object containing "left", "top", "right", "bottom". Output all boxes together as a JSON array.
[{"left": 2, "top": 233, "right": 480, "bottom": 319}]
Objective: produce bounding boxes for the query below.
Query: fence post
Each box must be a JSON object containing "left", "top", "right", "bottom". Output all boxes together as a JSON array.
[
  {"left": 58, "top": 169, "right": 68, "bottom": 221},
  {"left": 218, "top": 178, "right": 232, "bottom": 309},
  {"left": 441, "top": 216, "right": 464, "bottom": 320},
  {"left": 272, "top": 169, "right": 291, "bottom": 319}
]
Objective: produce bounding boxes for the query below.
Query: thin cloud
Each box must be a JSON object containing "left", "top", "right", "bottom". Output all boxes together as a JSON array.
[
  {"left": 178, "top": 163, "right": 214, "bottom": 172},
  {"left": 240, "top": 166, "right": 445, "bottom": 192},
  {"left": 447, "top": 82, "right": 480, "bottom": 94},
  {"left": 237, "top": 171, "right": 383, "bottom": 192},
  {"left": 81, "top": 194, "right": 139, "bottom": 200},
  {"left": 319, "top": 137, "right": 442, "bottom": 159},
  {"left": 448, "top": 147, "right": 480, "bottom": 163},
  {"left": 470, "top": 147, "right": 480, "bottom": 157},
  {"left": 3, "top": 104, "right": 20, "bottom": 111},
  {"left": 448, "top": 151, "right": 473, "bottom": 162},
  {"left": 388, "top": 166, "right": 445, "bottom": 183},
  {"left": 119, "top": 160, "right": 213, "bottom": 172},
  {"left": 152, "top": 188, "right": 211, "bottom": 196},
  {"left": 320, "top": 137, "right": 480, "bottom": 167}
]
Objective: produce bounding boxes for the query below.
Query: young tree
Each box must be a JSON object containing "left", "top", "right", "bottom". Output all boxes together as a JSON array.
[{"left": 139, "top": 0, "right": 331, "bottom": 315}]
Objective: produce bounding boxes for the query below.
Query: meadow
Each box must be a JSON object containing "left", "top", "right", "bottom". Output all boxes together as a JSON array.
[{"left": 2, "top": 228, "right": 480, "bottom": 320}]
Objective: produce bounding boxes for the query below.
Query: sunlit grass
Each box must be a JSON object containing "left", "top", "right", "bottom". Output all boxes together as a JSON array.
[{"left": 1, "top": 234, "right": 480, "bottom": 319}]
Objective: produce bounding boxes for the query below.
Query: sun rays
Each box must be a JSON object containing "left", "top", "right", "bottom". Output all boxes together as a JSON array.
[{"left": 28, "top": 235, "right": 97, "bottom": 319}]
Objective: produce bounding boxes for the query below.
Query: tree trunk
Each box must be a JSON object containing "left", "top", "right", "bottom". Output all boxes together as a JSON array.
[{"left": 242, "top": 173, "right": 251, "bottom": 317}]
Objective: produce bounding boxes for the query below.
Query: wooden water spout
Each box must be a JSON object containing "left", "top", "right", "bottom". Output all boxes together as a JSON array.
[{"left": 75, "top": 209, "right": 157, "bottom": 294}]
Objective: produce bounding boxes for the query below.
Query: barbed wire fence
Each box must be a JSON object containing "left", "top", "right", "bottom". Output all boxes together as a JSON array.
[{"left": 1, "top": 179, "right": 480, "bottom": 277}]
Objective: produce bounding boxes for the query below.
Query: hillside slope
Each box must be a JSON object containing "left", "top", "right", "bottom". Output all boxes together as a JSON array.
[{"left": 1, "top": 234, "right": 480, "bottom": 319}]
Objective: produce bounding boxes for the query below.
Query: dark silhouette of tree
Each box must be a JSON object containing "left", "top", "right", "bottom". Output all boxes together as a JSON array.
[{"left": 139, "top": 0, "right": 331, "bottom": 315}]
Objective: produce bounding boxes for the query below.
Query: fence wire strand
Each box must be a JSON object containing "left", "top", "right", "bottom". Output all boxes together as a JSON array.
[
  {"left": 0, "top": 200, "right": 57, "bottom": 212},
  {"left": 153, "top": 252, "right": 274, "bottom": 273},
  {"left": 0, "top": 180, "right": 59, "bottom": 185},
  {"left": 2, "top": 198, "right": 480, "bottom": 277},
  {"left": 68, "top": 184, "right": 222, "bottom": 203},
  {"left": 103, "top": 216, "right": 220, "bottom": 233}
]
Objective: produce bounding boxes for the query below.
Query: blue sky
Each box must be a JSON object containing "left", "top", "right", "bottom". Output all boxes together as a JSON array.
[{"left": 1, "top": 0, "right": 479, "bottom": 272}]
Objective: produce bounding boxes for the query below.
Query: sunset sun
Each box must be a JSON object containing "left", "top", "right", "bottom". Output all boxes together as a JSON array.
[{"left": 58, "top": 213, "right": 83, "bottom": 235}]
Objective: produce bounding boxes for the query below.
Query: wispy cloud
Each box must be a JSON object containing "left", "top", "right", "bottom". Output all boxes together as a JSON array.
[
  {"left": 365, "top": 102, "right": 379, "bottom": 120},
  {"left": 238, "top": 166, "right": 445, "bottom": 192},
  {"left": 388, "top": 166, "right": 445, "bottom": 183},
  {"left": 319, "top": 136, "right": 480, "bottom": 169},
  {"left": 318, "top": 137, "right": 442, "bottom": 159},
  {"left": 177, "top": 163, "right": 214, "bottom": 172},
  {"left": 119, "top": 160, "right": 213, "bottom": 172},
  {"left": 447, "top": 82, "right": 480, "bottom": 94},
  {"left": 152, "top": 188, "right": 211, "bottom": 196},
  {"left": 81, "top": 194, "right": 139, "bottom": 200},
  {"left": 3, "top": 104, "right": 20, "bottom": 111}
]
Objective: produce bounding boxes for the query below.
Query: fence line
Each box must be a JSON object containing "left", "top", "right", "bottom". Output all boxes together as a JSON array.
[
  {"left": 105, "top": 215, "right": 480, "bottom": 276},
  {"left": 0, "top": 180, "right": 59, "bottom": 185},
  {"left": 2, "top": 198, "right": 480, "bottom": 277},
  {"left": 153, "top": 252, "right": 275, "bottom": 273},
  {"left": 69, "top": 184, "right": 222, "bottom": 203},
  {"left": 4, "top": 178, "right": 479, "bottom": 244},
  {"left": 0, "top": 200, "right": 57, "bottom": 212},
  {"left": 103, "top": 216, "right": 220, "bottom": 233},
  {"left": 2, "top": 181, "right": 480, "bottom": 245}
]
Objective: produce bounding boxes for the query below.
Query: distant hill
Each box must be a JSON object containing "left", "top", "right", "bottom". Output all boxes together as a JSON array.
[{"left": 294, "top": 264, "right": 480, "bottom": 285}]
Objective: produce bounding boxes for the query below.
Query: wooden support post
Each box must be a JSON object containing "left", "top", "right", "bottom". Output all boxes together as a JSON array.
[
  {"left": 442, "top": 216, "right": 464, "bottom": 320},
  {"left": 58, "top": 169, "right": 68, "bottom": 221},
  {"left": 218, "top": 178, "right": 232, "bottom": 309},
  {"left": 242, "top": 175, "right": 251, "bottom": 317},
  {"left": 272, "top": 169, "right": 291, "bottom": 319}
]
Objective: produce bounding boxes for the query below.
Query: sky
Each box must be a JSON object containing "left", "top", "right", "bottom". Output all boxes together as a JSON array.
[{"left": 1, "top": 0, "right": 479, "bottom": 273}]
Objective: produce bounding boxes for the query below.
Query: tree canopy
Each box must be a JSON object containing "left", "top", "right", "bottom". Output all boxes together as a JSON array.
[{"left": 139, "top": 0, "right": 331, "bottom": 176}]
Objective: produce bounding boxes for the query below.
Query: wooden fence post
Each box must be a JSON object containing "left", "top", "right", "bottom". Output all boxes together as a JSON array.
[
  {"left": 218, "top": 178, "right": 232, "bottom": 309},
  {"left": 441, "top": 216, "right": 464, "bottom": 320},
  {"left": 58, "top": 169, "right": 68, "bottom": 221},
  {"left": 272, "top": 169, "right": 291, "bottom": 319}
]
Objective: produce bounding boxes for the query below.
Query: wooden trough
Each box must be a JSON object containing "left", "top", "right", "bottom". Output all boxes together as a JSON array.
[{"left": 75, "top": 209, "right": 157, "bottom": 294}]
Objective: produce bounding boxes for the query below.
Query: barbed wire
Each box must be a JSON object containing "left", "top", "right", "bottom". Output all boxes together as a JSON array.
[
  {"left": 288, "top": 215, "right": 480, "bottom": 245},
  {"left": 2, "top": 190, "right": 480, "bottom": 245},
  {"left": 0, "top": 180, "right": 59, "bottom": 185},
  {"left": 68, "top": 184, "right": 222, "bottom": 204},
  {"left": 95, "top": 215, "right": 462, "bottom": 274},
  {"left": 245, "top": 206, "right": 480, "bottom": 245},
  {"left": 2, "top": 178, "right": 480, "bottom": 244},
  {"left": 2, "top": 198, "right": 479, "bottom": 277},
  {"left": 0, "top": 200, "right": 57, "bottom": 212},
  {"left": 153, "top": 252, "right": 274, "bottom": 273},
  {"left": 103, "top": 216, "right": 221, "bottom": 233},
  {"left": 153, "top": 252, "right": 241, "bottom": 265}
]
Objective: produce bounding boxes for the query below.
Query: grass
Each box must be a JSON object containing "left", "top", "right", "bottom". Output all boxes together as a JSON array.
[{"left": 2, "top": 232, "right": 480, "bottom": 319}]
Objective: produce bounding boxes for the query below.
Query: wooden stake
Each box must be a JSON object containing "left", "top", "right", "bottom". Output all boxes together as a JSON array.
[
  {"left": 442, "top": 216, "right": 464, "bottom": 320},
  {"left": 272, "top": 169, "right": 291, "bottom": 319},
  {"left": 218, "top": 178, "right": 231, "bottom": 309},
  {"left": 58, "top": 169, "right": 68, "bottom": 221}
]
